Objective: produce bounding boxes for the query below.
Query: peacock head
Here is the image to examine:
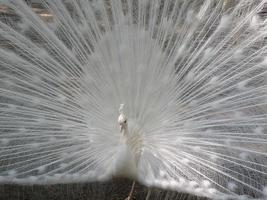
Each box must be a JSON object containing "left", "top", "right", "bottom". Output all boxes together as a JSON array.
[{"left": 118, "top": 104, "right": 127, "bottom": 133}]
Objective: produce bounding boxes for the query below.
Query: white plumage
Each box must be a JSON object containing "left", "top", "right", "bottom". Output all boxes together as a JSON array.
[{"left": 0, "top": 0, "right": 267, "bottom": 199}]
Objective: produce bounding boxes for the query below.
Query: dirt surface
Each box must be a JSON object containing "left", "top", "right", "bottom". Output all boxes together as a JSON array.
[{"left": 0, "top": 178, "right": 208, "bottom": 200}]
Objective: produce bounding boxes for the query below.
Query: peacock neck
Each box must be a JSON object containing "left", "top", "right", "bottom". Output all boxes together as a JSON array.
[{"left": 121, "top": 124, "right": 129, "bottom": 143}]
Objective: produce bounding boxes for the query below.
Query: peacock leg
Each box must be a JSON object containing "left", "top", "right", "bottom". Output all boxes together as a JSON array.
[{"left": 125, "top": 181, "right": 136, "bottom": 200}]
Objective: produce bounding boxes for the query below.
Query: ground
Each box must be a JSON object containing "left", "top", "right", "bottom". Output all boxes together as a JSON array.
[{"left": 0, "top": 178, "right": 208, "bottom": 200}]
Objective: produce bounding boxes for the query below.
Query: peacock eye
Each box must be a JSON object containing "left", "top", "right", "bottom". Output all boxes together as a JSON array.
[{"left": 124, "top": 120, "right": 127, "bottom": 123}]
